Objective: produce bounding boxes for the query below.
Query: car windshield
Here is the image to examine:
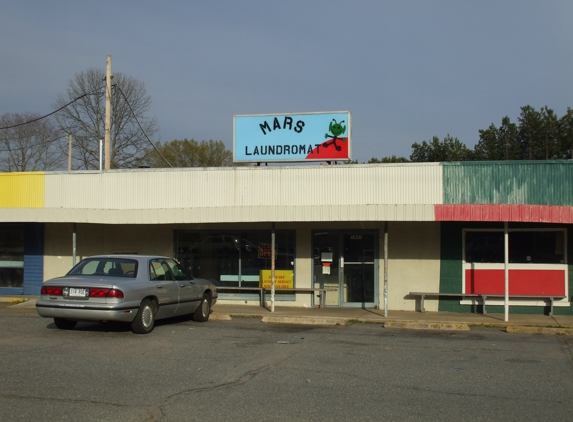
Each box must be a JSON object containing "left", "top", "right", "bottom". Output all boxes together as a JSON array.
[{"left": 67, "top": 258, "right": 138, "bottom": 278}]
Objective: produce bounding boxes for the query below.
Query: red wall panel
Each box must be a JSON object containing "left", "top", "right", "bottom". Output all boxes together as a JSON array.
[{"left": 465, "top": 269, "right": 565, "bottom": 296}]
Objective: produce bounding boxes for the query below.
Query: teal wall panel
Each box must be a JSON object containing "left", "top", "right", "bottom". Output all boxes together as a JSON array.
[{"left": 443, "top": 161, "right": 573, "bottom": 206}]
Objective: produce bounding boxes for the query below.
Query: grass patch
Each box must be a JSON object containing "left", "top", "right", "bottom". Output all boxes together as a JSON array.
[{"left": 0, "top": 298, "right": 28, "bottom": 304}]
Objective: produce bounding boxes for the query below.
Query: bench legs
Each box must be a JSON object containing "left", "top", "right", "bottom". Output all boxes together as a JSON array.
[{"left": 420, "top": 295, "right": 425, "bottom": 313}]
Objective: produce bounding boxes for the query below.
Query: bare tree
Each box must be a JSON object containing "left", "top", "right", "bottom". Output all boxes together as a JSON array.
[
  {"left": 0, "top": 112, "right": 65, "bottom": 172},
  {"left": 53, "top": 68, "right": 158, "bottom": 169}
]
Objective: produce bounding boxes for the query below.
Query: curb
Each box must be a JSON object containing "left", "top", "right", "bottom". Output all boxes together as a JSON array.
[
  {"left": 210, "top": 313, "right": 232, "bottom": 321},
  {"left": 0, "top": 297, "right": 30, "bottom": 304},
  {"left": 506, "top": 326, "right": 573, "bottom": 335},
  {"left": 216, "top": 314, "right": 470, "bottom": 330},
  {"left": 261, "top": 316, "right": 349, "bottom": 325},
  {"left": 384, "top": 321, "right": 470, "bottom": 331}
]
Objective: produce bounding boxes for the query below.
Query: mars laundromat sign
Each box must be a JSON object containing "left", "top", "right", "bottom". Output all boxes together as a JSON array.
[{"left": 233, "top": 111, "right": 351, "bottom": 163}]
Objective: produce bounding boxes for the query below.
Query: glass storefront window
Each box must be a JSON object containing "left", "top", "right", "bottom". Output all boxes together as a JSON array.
[
  {"left": 0, "top": 225, "right": 25, "bottom": 288},
  {"left": 465, "top": 231, "right": 504, "bottom": 263},
  {"left": 509, "top": 231, "right": 565, "bottom": 264},
  {"left": 465, "top": 229, "right": 566, "bottom": 264},
  {"left": 175, "top": 230, "right": 295, "bottom": 287}
]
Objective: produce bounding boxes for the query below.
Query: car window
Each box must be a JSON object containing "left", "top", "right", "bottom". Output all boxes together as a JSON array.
[
  {"left": 79, "top": 260, "right": 99, "bottom": 275},
  {"left": 165, "top": 259, "right": 192, "bottom": 280},
  {"left": 68, "top": 258, "right": 138, "bottom": 277},
  {"left": 149, "top": 259, "right": 174, "bottom": 281}
]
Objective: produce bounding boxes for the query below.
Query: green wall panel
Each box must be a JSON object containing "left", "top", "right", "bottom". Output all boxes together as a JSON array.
[{"left": 443, "top": 161, "right": 573, "bottom": 206}]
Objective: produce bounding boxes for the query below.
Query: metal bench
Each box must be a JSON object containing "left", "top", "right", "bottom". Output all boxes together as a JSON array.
[
  {"left": 216, "top": 287, "right": 265, "bottom": 306},
  {"left": 216, "top": 287, "right": 331, "bottom": 309},
  {"left": 409, "top": 292, "right": 566, "bottom": 316},
  {"left": 479, "top": 294, "right": 565, "bottom": 317},
  {"left": 263, "top": 288, "right": 332, "bottom": 308}
]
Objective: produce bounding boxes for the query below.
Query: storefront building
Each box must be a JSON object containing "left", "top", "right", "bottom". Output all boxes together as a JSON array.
[{"left": 0, "top": 161, "right": 571, "bottom": 315}]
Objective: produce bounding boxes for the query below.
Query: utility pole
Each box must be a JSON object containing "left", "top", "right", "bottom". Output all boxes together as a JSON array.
[
  {"left": 104, "top": 55, "right": 112, "bottom": 170},
  {"left": 67, "top": 134, "right": 72, "bottom": 171}
]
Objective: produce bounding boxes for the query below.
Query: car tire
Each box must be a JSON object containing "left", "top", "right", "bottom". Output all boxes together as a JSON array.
[
  {"left": 54, "top": 318, "right": 77, "bottom": 330},
  {"left": 131, "top": 299, "right": 155, "bottom": 334},
  {"left": 193, "top": 294, "right": 211, "bottom": 322}
]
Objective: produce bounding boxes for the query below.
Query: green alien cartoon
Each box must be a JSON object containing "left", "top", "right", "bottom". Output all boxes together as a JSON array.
[{"left": 323, "top": 119, "right": 346, "bottom": 151}]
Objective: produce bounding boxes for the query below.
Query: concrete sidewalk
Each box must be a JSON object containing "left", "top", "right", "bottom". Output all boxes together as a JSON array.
[
  {"left": 210, "top": 303, "right": 573, "bottom": 333},
  {"left": 3, "top": 295, "right": 573, "bottom": 334}
]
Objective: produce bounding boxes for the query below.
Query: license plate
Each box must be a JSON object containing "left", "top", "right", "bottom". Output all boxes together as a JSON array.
[{"left": 69, "top": 288, "right": 88, "bottom": 298}]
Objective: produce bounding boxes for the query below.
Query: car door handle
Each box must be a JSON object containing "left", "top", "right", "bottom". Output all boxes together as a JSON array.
[
  {"left": 179, "top": 284, "right": 185, "bottom": 287},
  {"left": 156, "top": 285, "right": 164, "bottom": 289}
]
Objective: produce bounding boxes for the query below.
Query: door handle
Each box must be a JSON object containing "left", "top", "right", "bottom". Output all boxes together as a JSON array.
[
  {"left": 179, "top": 284, "right": 185, "bottom": 287},
  {"left": 156, "top": 285, "right": 164, "bottom": 289}
]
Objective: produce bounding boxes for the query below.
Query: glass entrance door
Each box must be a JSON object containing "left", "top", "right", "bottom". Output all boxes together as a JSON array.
[
  {"left": 313, "top": 231, "right": 377, "bottom": 308},
  {"left": 342, "top": 234, "right": 375, "bottom": 305}
]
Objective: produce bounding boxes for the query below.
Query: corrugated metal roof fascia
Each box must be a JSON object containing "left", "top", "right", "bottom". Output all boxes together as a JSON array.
[
  {"left": 442, "top": 161, "right": 573, "bottom": 205},
  {"left": 0, "top": 205, "right": 436, "bottom": 224},
  {"left": 0, "top": 172, "right": 45, "bottom": 208},
  {"left": 44, "top": 164, "right": 443, "bottom": 209}
]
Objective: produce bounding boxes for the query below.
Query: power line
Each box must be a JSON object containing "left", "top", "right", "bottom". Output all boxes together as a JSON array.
[
  {"left": 113, "top": 83, "right": 173, "bottom": 168},
  {"left": 0, "top": 86, "right": 105, "bottom": 130},
  {"left": 1, "top": 82, "right": 172, "bottom": 169},
  {"left": 0, "top": 131, "right": 67, "bottom": 154}
]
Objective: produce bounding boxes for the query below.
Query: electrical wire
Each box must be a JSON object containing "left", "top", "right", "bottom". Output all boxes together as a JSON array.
[
  {"left": 1, "top": 82, "right": 172, "bottom": 168},
  {"left": 113, "top": 83, "right": 173, "bottom": 168},
  {"left": 0, "top": 86, "right": 105, "bottom": 130},
  {"left": 0, "top": 131, "right": 67, "bottom": 153}
]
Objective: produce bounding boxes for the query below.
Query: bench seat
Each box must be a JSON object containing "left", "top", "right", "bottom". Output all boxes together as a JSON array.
[{"left": 409, "top": 292, "right": 566, "bottom": 316}]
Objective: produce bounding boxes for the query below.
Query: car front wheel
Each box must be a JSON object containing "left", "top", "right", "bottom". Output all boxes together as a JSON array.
[
  {"left": 54, "top": 318, "right": 77, "bottom": 330},
  {"left": 193, "top": 294, "right": 211, "bottom": 322},
  {"left": 131, "top": 299, "right": 155, "bottom": 334}
]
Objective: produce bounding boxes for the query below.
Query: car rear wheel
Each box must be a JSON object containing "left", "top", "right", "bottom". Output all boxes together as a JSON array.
[
  {"left": 131, "top": 299, "right": 155, "bottom": 334},
  {"left": 54, "top": 318, "right": 77, "bottom": 330},
  {"left": 193, "top": 294, "right": 211, "bottom": 322}
]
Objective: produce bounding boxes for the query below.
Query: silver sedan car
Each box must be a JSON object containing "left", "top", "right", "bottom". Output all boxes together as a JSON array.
[{"left": 36, "top": 255, "right": 218, "bottom": 334}]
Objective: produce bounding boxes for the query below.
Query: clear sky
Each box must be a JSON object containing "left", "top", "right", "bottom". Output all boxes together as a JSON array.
[{"left": 2, "top": 0, "right": 572, "bottom": 163}]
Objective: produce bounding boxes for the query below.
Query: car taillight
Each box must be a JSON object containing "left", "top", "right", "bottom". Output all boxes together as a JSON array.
[
  {"left": 107, "top": 289, "right": 124, "bottom": 298},
  {"left": 89, "top": 288, "right": 109, "bottom": 297},
  {"left": 88, "top": 288, "right": 124, "bottom": 298},
  {"left": 41, "top": 286, "right": 63, "bottom": 296}
]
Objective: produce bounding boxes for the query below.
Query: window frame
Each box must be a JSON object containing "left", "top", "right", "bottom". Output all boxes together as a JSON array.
[{"left": 461, "top": 227, "right": 569, "bottom": 305}]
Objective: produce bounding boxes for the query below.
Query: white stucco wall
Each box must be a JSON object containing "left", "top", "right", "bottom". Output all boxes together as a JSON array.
[
  {"left": 43, "top": 223, "right": 174, "bottom": 281},
  {"left": 42, "top": 221, "right": 442, "bottom": 311},
  {"left": 385, "top": 222, "right": 441, "bottom": 311}
]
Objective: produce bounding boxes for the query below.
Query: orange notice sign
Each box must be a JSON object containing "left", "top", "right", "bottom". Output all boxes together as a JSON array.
[
  {"left": 260, "top": 270, "right": 294, "bottom": 289},
  {"left": 258, "top": 243, "right": 277, "bottom": 259}
]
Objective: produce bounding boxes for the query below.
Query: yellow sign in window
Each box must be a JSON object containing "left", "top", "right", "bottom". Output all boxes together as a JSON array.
[{"left": 260, "top": 270, "right": 294, "bottom": 289}]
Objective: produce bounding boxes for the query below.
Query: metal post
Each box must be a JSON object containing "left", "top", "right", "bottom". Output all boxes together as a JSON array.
[
  {"left": 271, "top": 223, "right": 276, "bottom": 312},
  {"left": 72, "top": 223, "right": 77, "bottom": 266},
  {"left": 104, "top": 55, "right": 112, "bottom": 170},
  {"left": 504, "top": 221, "right": 509, "bottom": 321},
  {"left": 67, "top": 134, "right": 72, "bottom": 171},
  {"left": 383, "top": 221, "right": 389, "bottom": 317},
  {"left": 99, "top": 140, "right": 103, "bottom": 171}
]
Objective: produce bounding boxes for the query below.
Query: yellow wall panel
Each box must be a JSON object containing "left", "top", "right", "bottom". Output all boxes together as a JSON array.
[{"left": 0, "top": 172, "right": 45, "bottom": 208}]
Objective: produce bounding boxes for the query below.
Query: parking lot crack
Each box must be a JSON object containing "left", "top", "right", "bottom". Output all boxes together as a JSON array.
[
  {"left": 0, "top": 392, "right": 162, "bottom": 420},
  {"left": 156, "top": 333, "right": 336, "bottom": 417},
  {"left": 558, "top": 337, "right": 573, "bottom": 370}
]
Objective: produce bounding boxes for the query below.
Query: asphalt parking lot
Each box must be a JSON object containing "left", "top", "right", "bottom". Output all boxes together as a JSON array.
[{"left": 1, "top": 304, "right": 573, "bottom": 422}]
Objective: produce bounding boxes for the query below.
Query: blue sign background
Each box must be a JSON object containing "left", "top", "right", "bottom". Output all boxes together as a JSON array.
[{"left": 233, "top": 111, "right": 351, "bottom": 162}]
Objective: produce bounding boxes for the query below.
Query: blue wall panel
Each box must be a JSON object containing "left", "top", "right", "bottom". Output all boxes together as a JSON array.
[{"left": 23, "top": 223, "right": 44, "bottom": 295}]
